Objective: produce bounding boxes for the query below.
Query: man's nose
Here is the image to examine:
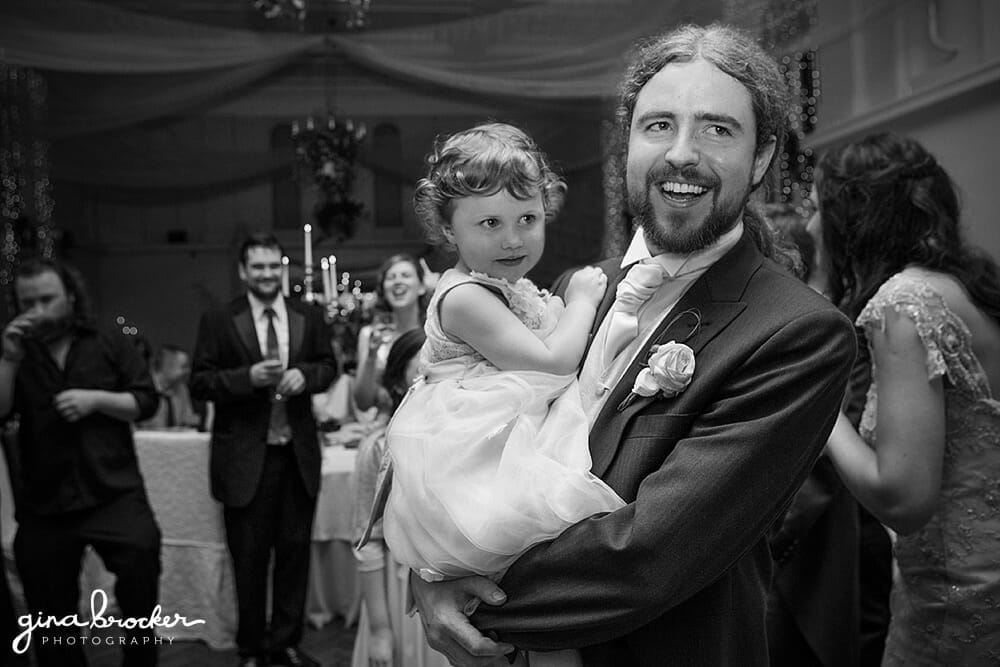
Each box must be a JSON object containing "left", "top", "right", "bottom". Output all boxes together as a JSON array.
[{"left": 664, "top": 131, "right": 699, "bottom": 169}]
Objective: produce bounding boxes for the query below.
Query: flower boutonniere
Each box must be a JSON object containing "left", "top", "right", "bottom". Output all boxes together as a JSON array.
[{"left": 617, "top": 340, "right": 696, "bottom": 411}]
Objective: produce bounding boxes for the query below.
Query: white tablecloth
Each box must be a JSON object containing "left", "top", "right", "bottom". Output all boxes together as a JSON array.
[{"left": 0, "top": 430, "right": 359, "bottom": 649}]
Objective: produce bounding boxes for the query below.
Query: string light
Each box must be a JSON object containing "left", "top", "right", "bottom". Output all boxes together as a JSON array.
[{"left": 1, "top": 65, "right": 55, "bottom": 312}]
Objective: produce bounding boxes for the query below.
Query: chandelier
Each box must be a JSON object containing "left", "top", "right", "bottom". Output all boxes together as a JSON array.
[
  {"left": 292, "top": 114, "right": 367, "bottom": 243},
  {"left": 251, "top": 0, "right": 371, "bottom": 29}
]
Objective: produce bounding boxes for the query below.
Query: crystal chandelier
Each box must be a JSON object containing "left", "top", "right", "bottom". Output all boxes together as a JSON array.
[{"left": 251, "top": 0, "right": 371, "bottom": 29}]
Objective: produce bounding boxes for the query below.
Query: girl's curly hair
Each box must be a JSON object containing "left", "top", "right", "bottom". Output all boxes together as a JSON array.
[{"left": 413, "top": 122, "right": 567, "bottom": 248}]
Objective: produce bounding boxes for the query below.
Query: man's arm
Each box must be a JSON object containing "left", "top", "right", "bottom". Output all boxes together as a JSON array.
[
  {"left": 286, "top": 307, "right": 337, "bottom": 394},
  {"left": 469, "top": 308, "right": 855, "bottom": 648},
  {"left": 189, "top": 310, "right": 257, "bottom": 403}
]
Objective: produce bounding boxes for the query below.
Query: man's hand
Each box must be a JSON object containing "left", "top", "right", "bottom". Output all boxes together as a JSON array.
[
  {"left": 2, "top": 313, "right": 41, "bottom": 362},
  {"left": 275, "top": 368, "right": 306, "bottom": 397},
  {"left": 53, "top": 389, "right": 99, "bottom": 422},
  {"left": 249, "top": 359, "right": 284, "bottom": 388},
  {"left": 410, "top": 572, "right": 514, "bottom": 667}
]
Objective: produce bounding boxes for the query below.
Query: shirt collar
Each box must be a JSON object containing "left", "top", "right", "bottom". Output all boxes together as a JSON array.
[
  {"left": 247, "top": 291, "right": 287, "bottom": 323},
  {"left": 620, "top": 221, "right": 744, "bottom": 278}
]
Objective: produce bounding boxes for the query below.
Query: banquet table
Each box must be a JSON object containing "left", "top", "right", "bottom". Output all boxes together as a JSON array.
[{"left": 0, "top": 430, "right": 360, "bottom": 650}]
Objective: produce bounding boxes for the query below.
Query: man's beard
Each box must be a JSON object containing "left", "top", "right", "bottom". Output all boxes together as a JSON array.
[
  {"left": 31, "top": 314, "right": 74, "bottom": 343},
  {"left": 248, "top": 282, "right": 279, "bottom": 302},
  {"left": 628, "top": 165, "right": 752, "bottom": 254}
]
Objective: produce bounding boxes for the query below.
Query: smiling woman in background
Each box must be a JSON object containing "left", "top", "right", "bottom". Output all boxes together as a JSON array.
[{"left": 352, "top": 254, "right": 428, "bottom": 413}]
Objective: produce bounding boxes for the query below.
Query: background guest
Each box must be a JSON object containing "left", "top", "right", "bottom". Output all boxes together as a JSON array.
[
  {"left": 190, "top": 233, "right": 337, "bottom": 667},
  {"left": 352, "top": 254, "right": 427, "bottom": 413},
  {"left": 819, "top": 132, "right": 1000, "bottom": 665},
  {"left": 0, "top": 257, "right": 161, "bottom": 667},
  {"left": 136, "top": 343, "right": 202, "bottom": 430},
  {"left": 763, "top": 204, "right": 861, "bottom": 667},
  {"left": 350, "top": 328, "right": 448, "bottom": 667}
]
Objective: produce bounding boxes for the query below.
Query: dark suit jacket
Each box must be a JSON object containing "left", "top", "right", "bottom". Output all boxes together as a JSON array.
[
  {"left": 473, "top": 230, "right": 856, "bottom": 666},
  {"left": 190, "top": 296, "right": 336, "bottom": 508}
]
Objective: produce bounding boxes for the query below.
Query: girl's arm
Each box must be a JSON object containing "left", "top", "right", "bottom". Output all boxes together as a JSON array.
[
  {"left": 441, "top": 268, "right": 605, "bottom": 375},
  {"left": 826, "top": 306, "right": 945, "bottom": 534}
]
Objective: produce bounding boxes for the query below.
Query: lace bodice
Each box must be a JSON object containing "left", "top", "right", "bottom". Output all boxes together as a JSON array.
[
  {"left": 856, "top": 271, "right": 1000, "bottom": 665},
  {"left": 420, "top": 269, "right": 559, "bottom": 369}
]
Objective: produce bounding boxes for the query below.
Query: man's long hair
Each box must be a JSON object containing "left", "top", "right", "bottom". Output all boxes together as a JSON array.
[
  {"left": 616, "top": 24, "right": 797, "bottom": 269},
  {"left": 14, "top": 257, "right": 95, "bottom": 329}
]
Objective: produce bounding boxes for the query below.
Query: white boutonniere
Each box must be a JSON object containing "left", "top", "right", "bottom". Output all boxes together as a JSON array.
[{"left": 617, "top": 340, "right": 696, "bottom": 411}]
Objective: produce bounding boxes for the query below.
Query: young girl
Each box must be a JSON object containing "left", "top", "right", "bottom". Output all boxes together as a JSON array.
[{"left": 382, "top": 123, "right": 625, "bottom": 584}]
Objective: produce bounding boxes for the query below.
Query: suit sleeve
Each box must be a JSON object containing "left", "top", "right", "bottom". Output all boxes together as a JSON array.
[
  {"left": 189, "top": 310, "right": 256, "bottom": 404},
  {"left": 473, "top": 308, "right": 856, "bottom": 649}
]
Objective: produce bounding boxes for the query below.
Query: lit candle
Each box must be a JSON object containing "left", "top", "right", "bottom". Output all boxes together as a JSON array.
[
  {"left": 320, "top": 257, "right": 331, "bottom": 302},
  {"left": 328, "top": 255, "right": 337, "bottom": 296},
  {"left": 281, "top": 256, "right": 290, "bottom": 297},
  {"left": 303, "top": 224, "right": 313, "bottom": 272}
]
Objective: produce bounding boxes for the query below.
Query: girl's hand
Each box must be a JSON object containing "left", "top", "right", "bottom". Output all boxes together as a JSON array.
[
  {"left": 565, "top": 266, "right": 607, "bottom": 309},
  {"left": 369, "top": 627, "right": 394, "bottom": 667}
]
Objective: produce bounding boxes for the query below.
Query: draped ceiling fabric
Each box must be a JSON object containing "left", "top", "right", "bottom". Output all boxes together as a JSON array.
[{"left": 0, "top": 0, "right": 716, "bottom": 191}]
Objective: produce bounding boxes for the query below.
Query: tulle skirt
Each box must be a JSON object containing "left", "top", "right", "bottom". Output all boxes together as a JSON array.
[{"left": 383, "top": 360, "right": 625, "bottom": 580}]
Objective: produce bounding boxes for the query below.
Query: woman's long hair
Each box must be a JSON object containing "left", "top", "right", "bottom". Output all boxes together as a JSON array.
[
  {"left": 815, "top": 132, "right": 1000, "bottom": 322},
  {"left": 381, "top": 328, "right": 426, "bottom": 411}
]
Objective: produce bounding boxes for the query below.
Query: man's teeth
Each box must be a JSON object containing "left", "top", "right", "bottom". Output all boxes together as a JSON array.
[{"left": 661, "top": 181, "right": 708, "bottom": 195}]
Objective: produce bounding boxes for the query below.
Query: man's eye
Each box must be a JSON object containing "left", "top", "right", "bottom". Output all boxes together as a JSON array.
[
  {"left": 647, "top": 121, "right": 671, "bottom": 132},
  {"left": 708, "top": 125, "right": 732, "bottom": 137}
]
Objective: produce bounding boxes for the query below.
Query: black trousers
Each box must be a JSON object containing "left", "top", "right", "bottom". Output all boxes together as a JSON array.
[
  {"left": 223, "top": 445, "right": 317, "bottom": 658},
  {"left": 14, "top": 488, "right": 162, "bottom": 667}
]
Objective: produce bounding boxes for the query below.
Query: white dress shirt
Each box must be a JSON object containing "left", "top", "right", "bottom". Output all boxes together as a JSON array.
[{"left": 247, "top": 292, "right": 289, "bottom": 368}]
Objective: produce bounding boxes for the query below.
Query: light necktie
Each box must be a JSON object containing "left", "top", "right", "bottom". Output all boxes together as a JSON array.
[{"left": 602, "top": 261, "right": 666, "bottom": 363}]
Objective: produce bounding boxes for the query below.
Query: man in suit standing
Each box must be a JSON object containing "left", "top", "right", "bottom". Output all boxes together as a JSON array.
[
  {"left": 408, "top": 24, "right": 857, "bottom": 666},
  {"left": 191, "top": 233, "right": 336, "bottom": 667}
]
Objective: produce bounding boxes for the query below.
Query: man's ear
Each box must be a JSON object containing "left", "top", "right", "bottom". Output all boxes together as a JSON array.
[
  {"left": 237, "top": 263, "right": 248, "bottom": 282},
  {"left": 751, "top": 136, "right": 778, "bottom": 188}
]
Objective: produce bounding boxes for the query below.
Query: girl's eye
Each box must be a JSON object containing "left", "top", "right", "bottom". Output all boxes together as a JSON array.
[
  {"left": 480, "top": 218, "right": 500, "bottom": 229},
  {"left": 519, "top": 214, "right": 538, "bottom": 225}
]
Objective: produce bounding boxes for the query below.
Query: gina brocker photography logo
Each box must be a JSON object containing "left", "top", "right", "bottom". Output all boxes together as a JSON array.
[{"left": 12, "top": 589, "right": 206, "bottom": 655}]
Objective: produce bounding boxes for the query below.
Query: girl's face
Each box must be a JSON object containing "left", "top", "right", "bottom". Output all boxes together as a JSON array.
[
  {"left": 381, "top": 260, "right": 424, "bottom": 311},
  {"left": 445, "top": 189, "right": 545, "bottom": 283}
]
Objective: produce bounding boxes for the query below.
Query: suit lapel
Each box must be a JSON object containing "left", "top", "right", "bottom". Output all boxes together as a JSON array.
[
  {"left": 232, "top": 298, "right": 262, "bottom": 362},
  {"left": 589, "top": 231, "right": 761, "bottom": 477},
  {"left": 288, "top": 305, "right": 304, "bottom": 363}
]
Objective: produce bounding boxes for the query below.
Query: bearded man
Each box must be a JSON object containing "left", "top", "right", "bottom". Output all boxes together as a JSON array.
[
  {"left": 409, "top": 23, "right": 858, "bottom": 667},
  {"left": 0, "top": 257, "right": 161, "bottom": 667}
]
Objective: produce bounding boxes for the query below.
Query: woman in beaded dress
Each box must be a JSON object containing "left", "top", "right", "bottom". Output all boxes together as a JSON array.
[{"left": 816, "top": 133, "right": 1000, "bottom": 665}]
